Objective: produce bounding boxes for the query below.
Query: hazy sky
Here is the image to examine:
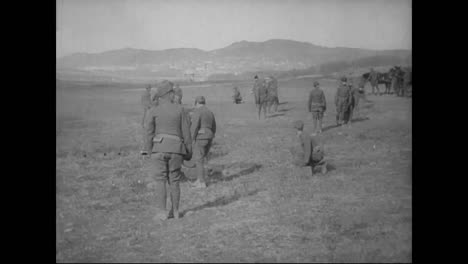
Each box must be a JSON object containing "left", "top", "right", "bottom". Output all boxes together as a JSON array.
[{"left": 56, "top": 0, "right": 411, "bottom": 58}]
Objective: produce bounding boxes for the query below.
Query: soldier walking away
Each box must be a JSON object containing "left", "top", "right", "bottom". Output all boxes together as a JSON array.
[
  {"left": 173, "top": 83, "right": 183, "bottom": 104},
  {"left": 254, "top": 76, "right": 269, "bottom": 119},
  {"left": 368, "top": 68, "right": 380, "bottom": 96},
  {"left": 308, "top": 81, "right": 326, "bottom": 134},
  {"left": 266, "top": 75, "right": 279, "bottom": 113},
  {"left": 291, "top": 120, "right": 327, "bottom": 176},
  {"left": 190, "top": 96, "right": 216, "bottom": 189},
  {"left": 344, "top": 82, "right": 361, "bottom": 126},
  {"left": 141, "top": 84, "right": 158, "bottom": 155},
  {"left": 335, "top": 77, "right": 351, "bottom": 127},
  {"left": 143, "top": 80, "right": 192, "bottom": 221},
  {"left": 232, "top": 86, "right": 242, "bottom": 104}
]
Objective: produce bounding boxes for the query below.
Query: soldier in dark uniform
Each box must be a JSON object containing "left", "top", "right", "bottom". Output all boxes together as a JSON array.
[
  {"left": 190, "top": 96, "right": 216, "bottom": 188},
  {"left": 232, "top": 86, "right": 242, "bottom": 104},
  {"left": 291, "top": 120, "right": 327, "bottom": 176},
  {"left": 308, "top": 81, "right": 327, "bottom": 134},
  {"left": 368, "top": 68, "right": 380, "bottom": 96},
  {"left": 143, "top": 80, "right": 192, "bottom": 221},
  {"left": 255, "top": 78, "right": 269, "bottom": 119},
  {"left": 173, "top": 83, "right": 183, "bottom": 104},
  {"left": 335, "top": 77, "right": 351, "bottom": 126},
  {"left": 345, "top": 82, "right": 361, "bottom": 125},
  {"left": 141, "top": 84, "right": 153, "bottom": 127},
  {"left": 266, "top": 76, "right": 279, "bottom": 113}
]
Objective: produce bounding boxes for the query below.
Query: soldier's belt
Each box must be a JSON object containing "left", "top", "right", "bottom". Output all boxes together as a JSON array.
[{"left": 154, "top": 134, "right": 182, "bottom": 142}]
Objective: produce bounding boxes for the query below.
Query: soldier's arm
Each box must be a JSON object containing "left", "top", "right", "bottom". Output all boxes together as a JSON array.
[
  {"left": 302, "top": 135, "right": 312, "bottom": 166},
  {"left": 321, "top": 91, "right": 327, "bottom": 111},
  {"left": 212, "top": 114, "right": 217, "bottom": 137},
  {"left": 190, "top": 110, "right": 201, "bottom": 141},
  {"left": 181, "top": 110, "right": 192, "bottom": 145},
  {"left": 307, "top": 91, "right": 312, "bottom": 112},
  {"left": 143, "top": 109, "right": 156, "bottom": 153}
]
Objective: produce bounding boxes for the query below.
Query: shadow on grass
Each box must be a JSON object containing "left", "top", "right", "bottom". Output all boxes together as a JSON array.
[
  {"left": 181, "top": 188, "right": 262, "bottom": 217},
  {"left": 207, "top": 163, "right": 262, "bottom": 185},
  {"left": 267, "top": 113, "right": 286, "bottom": 118},
  {"left": 351, "top": 117, "right": 370, "bottom": 123},
  {"left": 277, "top": 107, "right": 293, "bottom": 113}
]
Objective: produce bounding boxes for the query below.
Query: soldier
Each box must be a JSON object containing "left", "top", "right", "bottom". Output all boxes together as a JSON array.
[
  {"left": 254, "top": 78, "right": 269, "bottom": 119},
  {"left": 335, "top": 77, "right": 351, "bottom": 126},
  {"left": 307, "top": 81, "right": 327, "bottom": 134},
  {"left": 141, "top": 84, "right": 153, "bottom": 127},
  {"left": 143, "top": 80, "right": 192, "bottom": 221},
  {"left": 291, "top": 120, "right": 327, "bottom": 176},
  {"left": 266, "top": 76, "right": 279, "bottom": 113},
  {"left": 368, "top": 68, "right": 380, "bottom": 96},
  {"left": 345, "top": 82, "right": 361, "bottom": 124},
  {"left": 173, "top": 83, "right": 183, "bottom": 104},
  {"left": 232, "top": 86, "right": 242, "bottom": 104},
  {"left": 190, "top": 96, "right": 216, "bottom": 188}
]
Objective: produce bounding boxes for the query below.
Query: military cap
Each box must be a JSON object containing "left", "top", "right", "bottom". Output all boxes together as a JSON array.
[
  {"left": 313, "top": 81, "right": 320, "bottom": 87},
  {"left": 341, "top": 76, "right": 347, "bottom": 82},
  {"left": 156, "top": 80, "right": 174, "bottom": 97},
  {"left": 293, "top": 120, "right": 304, "bottom": 130},
  {"left": 195, "top": 95, "right": 206, "bottom": 104},
  {"left": 254, "top": 75, "right": 259, "bottom": 79}
]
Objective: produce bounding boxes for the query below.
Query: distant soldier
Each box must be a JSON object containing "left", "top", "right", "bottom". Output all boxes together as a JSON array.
[
  {"left": 266, "top": 76, "right": 279, "bottom": 113},
  {"left": 232, "top": 86, "right": 242, "bottom": 104},
  {"left": 141, "top": 85, "right": 153, "bottom": 127},
  {"left": 254, "top": 76, "right": 269, "bottom": 119},
  {"left": 143, "top": 80, "right": 192, "bottom": 221},
  {"left": 368, "top": 68, "right": 380, "bottom": 96},
  {"left": 190, "top": 96, "right": 217, "bottom": 189},
  {"left": 307, "top": 81, "right": 327, "bottom": 134},
  {"left": 335, "top": 77, "right": 352, "bottom": 126},
  {"left": 345, "top": 82, "right": 361, "bottom": 124},
  {"left": 291, "top": 120, "right": 327, "bottom": 176},
  {"left": 173, "top": 83, "right": 183, "bottom": 104}
]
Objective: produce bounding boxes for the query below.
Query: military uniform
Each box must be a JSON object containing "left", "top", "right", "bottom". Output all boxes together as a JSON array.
[
  {"left": 233, "top": 87, "right": 242, "bottom": 104},
  {"left": 254, "top": 79, "right": 269, "bottom": 119},
  {"left": 368, "top": 70, "right": 380, "bottom": 95},
  {"left": 335, "top": 78, "right": 351, "bottom": 126},
  {"left": 190, "top": 96, "right": 216, "bottom": 187},
  {"left": 291, "top": 121, "right": 327, "bottom": 175},
  {"left": 345, "top": 84, "right": 361, "bottom": 123},
  {"left": 144, "top": 80, "right": 192, "bottom": 220},
  {"left": 173, "top": 84, "right": 183, "bottom": 104},
  {"left": 266, "top": 77, "right": 279, "bottom": 113},
  {"left": 308, "top": 81, "right": 326, "bottom": 134}
]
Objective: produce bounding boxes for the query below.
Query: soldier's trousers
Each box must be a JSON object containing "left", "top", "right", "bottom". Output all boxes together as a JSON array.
[
  {"left": 193, "top": 139, "right": 212, "bottom": 183},
  {"left": 147, "top": 152, "right": 183, "bottom": 212},
  {"left": 336, "top": 100, "right": 348, "bottom": 124},
  {"left": 268, "top": 96, "right": 279, "bottom": 112},
  {"left": 311, "top": 110, "right": 324, "bottom": 133}
]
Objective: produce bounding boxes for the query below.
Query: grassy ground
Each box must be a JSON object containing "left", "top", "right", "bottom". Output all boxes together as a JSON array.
[{"left": 56, "top": 78, "right": 411, "bottom": 262}]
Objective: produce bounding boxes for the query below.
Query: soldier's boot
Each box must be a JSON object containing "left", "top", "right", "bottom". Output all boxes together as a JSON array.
[
  {"left": 169, "top": 181, "right": 180, "bottom": 219},
  {"left": 153, "top": 180, "right": 169, "bottom": 221}
]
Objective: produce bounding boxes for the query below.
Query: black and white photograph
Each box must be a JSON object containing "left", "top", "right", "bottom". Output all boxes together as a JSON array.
[{"left": 56, "top": 0, "right": 412, "bottom": 262}]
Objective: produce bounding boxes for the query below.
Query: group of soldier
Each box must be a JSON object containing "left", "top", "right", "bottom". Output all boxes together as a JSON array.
[
  {"left": 138, "top": 67, "right": 407, "bottom": 221},
  {"left": 140, "top": 80, "right": 217, "bottom": 220}
]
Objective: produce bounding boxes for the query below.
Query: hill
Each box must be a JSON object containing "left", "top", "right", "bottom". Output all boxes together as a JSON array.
[{"left": 57, "top": 39, "right": 411, "bottom": 81}]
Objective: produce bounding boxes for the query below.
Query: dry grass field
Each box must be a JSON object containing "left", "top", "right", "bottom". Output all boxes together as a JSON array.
[{"left": 56, "top": 77, "right": 411, "bottom": 262}]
